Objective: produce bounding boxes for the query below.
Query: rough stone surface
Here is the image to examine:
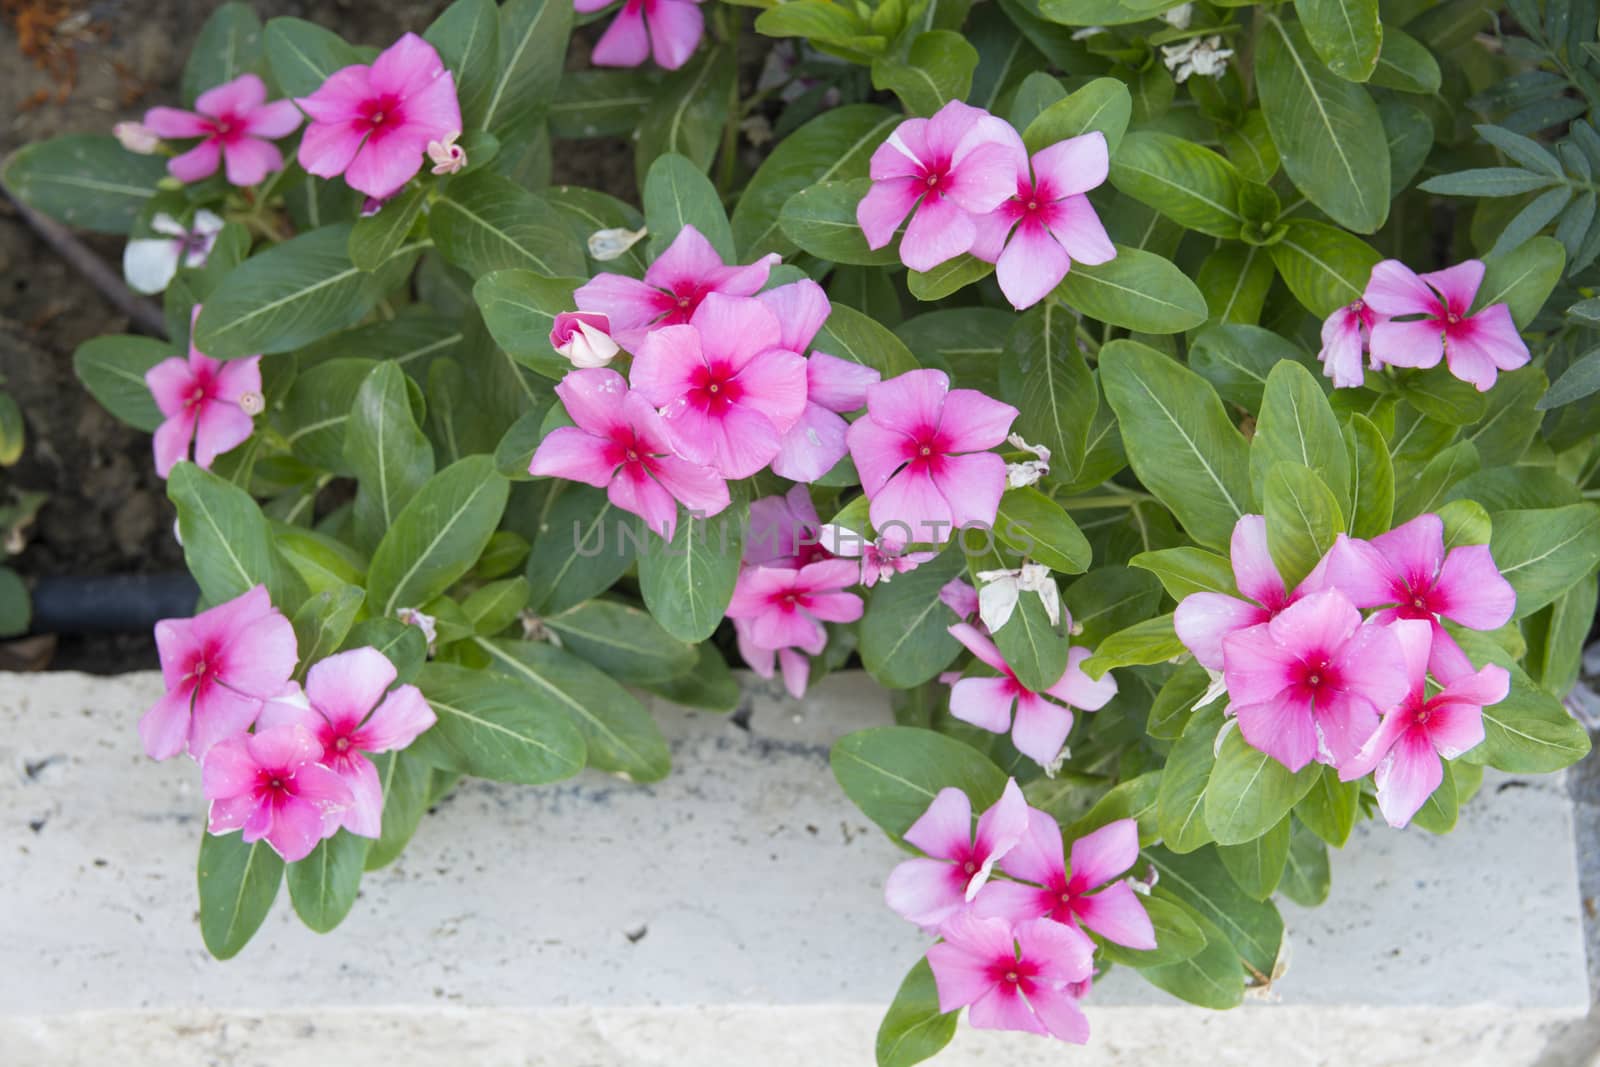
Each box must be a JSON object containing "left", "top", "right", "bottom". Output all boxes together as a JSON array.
[{"left": 0, "top": 670, "right": 1590, "bottom": 1065}]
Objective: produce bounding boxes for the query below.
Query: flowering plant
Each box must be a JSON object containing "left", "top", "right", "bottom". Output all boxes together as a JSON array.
[{"left": 6, "top": 0, "right": 1600, "bottom": 1061}]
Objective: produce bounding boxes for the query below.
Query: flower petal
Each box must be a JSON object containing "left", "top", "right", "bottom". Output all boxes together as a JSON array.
[
  {"left": 306, "top": 647, "right": 398, "bottom": 733},
  {"left": 904, "top": 786, "right": 973, "bottom": 860},
  {"left": 1010, "top": 692, "right": 1073, "bottom": 764}
]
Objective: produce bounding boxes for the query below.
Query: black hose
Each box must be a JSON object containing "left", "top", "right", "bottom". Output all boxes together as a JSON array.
[{"left": 28, "top": 573, "right": 200, "bottom": 634}]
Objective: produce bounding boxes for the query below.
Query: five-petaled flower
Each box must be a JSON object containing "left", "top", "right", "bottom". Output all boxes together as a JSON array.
[
  {"left": 575, "top": 0, "right": 707, "bottom": 71},
  {"left": 202, "top": 724, "right": 354, "bottom": 862},
  {"left": 1364, "top": 259, "right": 1530, "bottom": 391},
  {"left": 885, "top": 779, "right": 1029, "bottom": 930},
  {"left": 143, "top": 73, "right": 302, "bottom": 186},
  {"left": 725, "top": 559, "right": 865, "bottom": 656},
  {"left": 145, "top": 308, "right": 262, "bottom": 478},
  {"left": 926, "top": 912, "right": 1096, "bottom": 1042}
]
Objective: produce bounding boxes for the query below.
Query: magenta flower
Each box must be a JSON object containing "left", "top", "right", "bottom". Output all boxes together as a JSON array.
[
  {"left": 819, "top": 523, "right": 935, "bottom": 587},
  {"left": 256, "top": 648, "right": 436, "bottom": 838},
  {"left": 885, "top": 780, "right": 1029, "bottom": 929},
  {"left": 846, "top": 369, "right": 1017, "bottom": 543},
  {"left": 973, "top": 814, "right": 1155, "bottom": 951},
  {"left": 926, "top": 912, "right": 1095, "bottom": 1042},
  {"left": 746, "top": 485, "right": 829, "bottom": 568},
  {"left": 577, "top": 0, "right": 706, "bottom": 70},
  {"left": 733, "top": 616, "right": 815, "bottom": 699},
  {"left": 1338, "top": 620, "right": 1507, "bottom": 828},
  {"left": 1317, "top": 300, "right": 1377, "bottom": 389},
  {"left": 1364, "top": 259, "right": 1530, "bottom": 391},
  {"left": 856, "top": 101, "right": 1021, "bottom": 272},
  {"left": 202, "top": 725, "right": 353, "bottom": 862},
  {"left": 141, "top": 585, "right": 297, "bottom": 761},
  {"left": 529, "top": 368, "right": 730, "bottom": 540},
  {"left": 970, "top": 132, "right": 1116, "bottom": 310},
  {"left": 756, "top": 279, "right": 883, "bottom": 483},
  {"left": 943, "top": 622, "right": 1117, "bottom": 766},
  {"left": 630, "top": 293, "right": 808, "bottom": 479},
  {"left": 143, "top": 73, "right": 301, "bottom": 186},
  {"left": 726, "top": 559, "right": 864, "bottom": 654},
  {"left": 1320, "top": 513, "right": 1516, "bottom": 679},
  {"left": 1174, "top": 514, "right": 1322, "bottom": 672},
  {"left": 296, "top": 33, "right": 461, "bottom": 200},
  {"left": 575, "top": 225, "right": 780, "bottom": 353},
  {"left": 551, "top": 311, "right": 619, "bottom": 368},
  {"left": 146, "top": 308, "right": 261, "bottom": 479},
  {"left": 1221, "top": 589, "right": 1409, "bottom": 772}
]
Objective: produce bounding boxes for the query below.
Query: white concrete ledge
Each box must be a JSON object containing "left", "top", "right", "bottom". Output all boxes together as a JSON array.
[{"left": 1, "top": 671, "right": 1589, "bottom": 1066}]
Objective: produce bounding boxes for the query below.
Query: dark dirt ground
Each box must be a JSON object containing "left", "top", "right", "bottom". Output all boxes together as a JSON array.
[{"left": 0, "top": 1, "right": 631, "bottom": 671}]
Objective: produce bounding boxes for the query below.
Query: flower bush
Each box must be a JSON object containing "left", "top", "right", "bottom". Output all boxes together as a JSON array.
[{"left": 6, "top": 0, "right": 1600, "bottom": 1061}]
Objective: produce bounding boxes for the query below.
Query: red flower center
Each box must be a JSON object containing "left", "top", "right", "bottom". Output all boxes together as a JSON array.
[
  {"left": 690, "top": 362, "right": 744, "bottom": 415},
  {"left": 361, "top": 94, "right": 405, "bottom": 139}
]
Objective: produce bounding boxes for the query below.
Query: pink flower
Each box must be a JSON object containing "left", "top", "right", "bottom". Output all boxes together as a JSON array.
[
  {"left": 1221, "top": 589, "right": 1409, "bottom": 772},
  {"left": 143, "top": 73, "right": 301, "bottom": 186},
  {"left": 145, "top": 309, "right": 262, "bottom": 478},
  {"left": 756, "top": 279, "right": 883, "bottom": 483},
  {"left": 551, "top": 311, "right": 620, "bottom": 368},
  {"left": 1320, "top": 512, "right": 1517, "bottom": 680},
  {"left": 847, "top": 369, "right": 1017, "bottom": 543},
  {"left": 1174, "top": 514, "right": 1322, "bottom": 672},
  {"left": 140, "top": 586, "right": 298, "bottom": 761},
  {"left": 926, "top": 912, "right": 1095, "bottom": 1042},
  {"left": 1364, "top": 259, "right": 1530, "bottom": 391},
  {"left": 529, "top": 368, "right": 730, "bottom": 540},
  {"left": 941, "top": 577, "right": 980, "bottom": 621},
  {"left": 746, "top": 485, "right": 829, "bottom": 568},
  {"left": 973, "top": 814, "right": 1155, "bottom": 950},
  {"left": 970, "top": 132, "right": 1116, "bottom": 310},
  {"left": 819, "top": 523, "right": 935, "bottom": 587},
  {"left": 575, "top": 225, "right": 780, "bottom": 353},
  {"left": 630, "top": 293, "right": 808, "bottom": 479},
  {"left": 577, "top": 0, "right": 706, "bottom": 71},
  {"left": 885, "top": 780, "right": 1029, "bottom": 929},
  {"left": 943, "top": 623, "right": 1117, "bottom": 765},
  {"left": 202, "top": 725, "right": 353, "bottom": 862},
  {"left": 296, "top": 33, "right": 461, "bottom": 200},
  {"left": 857, "top": 101, "right": 1022, "bottom": 272},
  {"left": 256, "top": 648, "right": 436, "bottom": 838},
  {"left": 733, "top": 617, "right": 815, "bottom": 699},
  {"left": 726, "top": 559, "right": 864, "bottom": 654},
  {"left": 1317, "top": 300, "right": 1377, "bottom": 389},
  {"left": 1338, "top": 620, "right": 1507, "bottom": 828}
]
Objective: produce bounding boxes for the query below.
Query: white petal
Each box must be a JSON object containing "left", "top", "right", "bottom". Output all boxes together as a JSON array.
[{"left": 123, "top": 238, "right": 181, "bottom": 295}]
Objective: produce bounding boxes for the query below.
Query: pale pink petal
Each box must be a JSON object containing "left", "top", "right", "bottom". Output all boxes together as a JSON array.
[
  {"left": 1319, "top": 307, "right": 1367, "bottom": 389},
  {"left": 866, "top": 368, "right": 948, "bottom": 435},
  {"left": 1364, "top": 259, "right": 1439, "bottom": 317},
  {"left": 968, "top": 986, "right": 1047, "bottom": 1035},
  {"left": 221, "top": 137, "right": 283, "bottom": 187},
  {"left": 608, "top": 464, "right": 681, "bottom": 539},
  {"left": 243, "top": 99, "right": 303, "bottom": 139},
  {"left": 938, "top": 388, "right": 1019, "bottom": 452},
  {"left": 1076, "top": 881, "right": 1156, "bottom": 951},
  {"left": 1389, "top": 618, "right": 1434, "bottom": 700},
  {"left": 294, "top": 66, "right": 374, "bottom": 124},
  {"left": 970, "top": 879, "right": 1055, "bottom": 924},
  {"left": 1331, "top": 620, "right": 1409, "bottom": 714},
  {"left": 208, "top": 793, "right": 258, "bottom": 834},
  {"left": 1265, "top": 589, "right": 1361, "bottom": 655},
  {"left": 1368, "top": 318, "right": 1445, "bottom": 370},
  {"left": 337, "top": 754, "right": 385, "bottom": 838},
  {"left": 757, "top": 279, "right": 832, "bottom": 354},
  {"left": 771, "top": 403, "right": 849, "bottom": 483},
  {"left": 923, "top": 101, "right": 986, "bottom": 162},
  {"left": 1373, "top": 729, "right": 1443, "bottom": 829},
  {"left": 1003, "top": 808, "right": 1066, "bottom": 884},
  {"left": 710, "top": 252, "right": 781, "bottom": 298},
  {"left": 195, "top": 73, "right": 267, "bottom": 118},
  {"left": 1175, "top": 592, "right": 1269, "bottom": 671},
  {"left": 145, "top": 357, "right": 195, "bottom": 416},
  {"left": 650, "top": 455, "right": 732, "bottom": 517},
  {"left": 1371, "top": 514, "right": 1446, "bottom": 594},
  {"left": 1068, "top": 818, "right": 1139, "bottom": 888},
  {"left": 1011, "top": 692, "right": 1073, "bottom": 764},
  {"left": 1420, "top": 697, "right": 1489, "bottom": 759},
  {"left": 1420, "top": 260, "right": 1485, "bottom": 317},
  {"left": 629, "top": 325, "right": 706, "bottom": 408},
  {"left": 1017, "top": 916, "right": 1096, "bottom": 983},
  {"left": 1221, "top": 623, "right": 1299, "bottom": 705},
  {"left": 297, "top": 119, "right": 367, "bottom": 180},
  {"left": 930, "top": 452, "right": 1007, "bottom": 531},
  {"left": 948, "top": 622, "right": 1011, "bottom": 673},
  {"left": 1339, "top": 701, "right": 1412, "bottom": 781},
  {"left": 529, "top": 427, "right": 619, "bottom": 487},
  {"left": 1312, "top": 691, "right": 1382, "bottom": 768},
  {"left": 869, "top": 119, "right": 930, "bottom": 181},
  {"left": 1031, "top": 132, "right": 1109, "bottom": 198},
  {"left": 735, "top": 619, "right": 776, "bottom": 675},
  {"left": 647, "top": 0, "right": 704, "bottom": 69},
  {"left": 1234, "top": 696, "right": 1320, "bottom": 772},
  {"left": 805, "top": 352, "right": 879, "bottom": 412},
  {"left": 805, "top": 592, "right": 864, "bottom": 624},
  {"left": 969, "top": 204, "right": 1019, "bottom": 264},
  {"left": 1443, "top": 332, "right": 1502, "bottom": 391},
  {"left": 394, "top": 67, "right": 460, "bottom": 143},
  {"left": 1046, "top": 647, "right": 1118, "bottom": 711},
  {"left": 972, "top": 779, "right": 1029, "bottom": 873},
  {"left": 306, "top": 647, "right": 397, "bottom": 733},
  {"left": 1026, "top": 984, "right": 1091, "bottom": 1043},
  {"left": 1321, "top": 534, "right": 1401, "bottom": 608},
  {"left": 193, "top": 399, "right": 254, "bottom": 468},
  {"left": 188, "top": 685, "right": 265, "bottom": 758},
  {"left": 265, "top": 796, "right": 331, "bottom": 862},
  {"left": 900, "top": 194, "right": 976, "bottom": 273},
  {"left": 871, "top": 468, "right": 954, "bottom": 543},
  {"left": 1432, "top": 544, "right": 1516, "bottom": 630},
  {"left": 168, "top": 139, "right": 222, "bottom": 183},
  {"left": 212, "top": 356, "right": 263, "bottom": 405},
  {"left": 845, "top": 415, "right": 914, "bottom": 494},
  {"left": 344, "top": 140, "right": 422, "bottom": 200},
  {"left": 254, "top": 686, "right": 318, "bottom": 734},
  {"left": 904, "top": 786, "right": 974, "bottom": 859},
  {"left": 1457, "top": 304, "right": 1529, "bottom": 371},
  {"left": 778, "top": 648, "right": 810, "bottom": 698},
  {"left": 949, "top": 677, "right": 1017, "bottom": 734},
  {"left": 245, "top": 723, "right": 324, "bottom": 771},
  {"left": 749, "top": 603, "right": 826, "bottom": 653},
  {"left": 368, "top": 33, "right": 448, "bottom": 100},
  {"left": 212, "top": 610, "right": 297, "bottom": 700},
  {"left": 690, "top": 292, "right": 785, "bottom": 372},
  {"left": 1043, "top": 194, "right": 1116, "bottom": 266},
  {"left": 644, "top": 224, "right": 725, "bottom": 291},
  {"left": 140, "top": 686, "right": 195, "bottom": 760},
  {"left": 1231, "top": 514, "right": 1286, "bottom": 608},
  {"left": 945, "top": 139, "right": 1026, "bottom": 215},
  {"left": 730, "top": 349, "right": 809, "bottom": 432},
  {"left": 151, "top": 412, "right": 196, "bottom": 477},
  {"left": 575, "top": 273, "right": 671, "bottom": 349},
  {"left": 591, "top": 6, "right": 651, "bottom": 67},
  {"left": 143, "top": 106, "right": 208, "bottom": 138},
  {"left": 291, "top": 761, "right": 356, "bottom": 807},
  {"left": 927, "top": 942, "right": 1000, "bottom": 1013},
  {"left": 663, "top": 400, "right": 781, "bottom": 479}
]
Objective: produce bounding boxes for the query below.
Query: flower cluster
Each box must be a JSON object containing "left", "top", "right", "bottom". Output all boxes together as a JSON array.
[
  {"left": 857, "top": 100, "right": 1116, "bottom": 310},
  {"left": 1174, "top": 513, "right": 1515, "bottom": 827},
  {"left": 1317, "top": 259, "right": 1530, "bottom": 392},
  {"left": 884, "top": 781, "right": 1154, "bottom": 1042},
  {"left": 143, "top": 585, "right": 435, "bottom": 861}
]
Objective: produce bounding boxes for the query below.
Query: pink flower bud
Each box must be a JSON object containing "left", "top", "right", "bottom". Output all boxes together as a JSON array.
[{"left": 550, "top": 311, "right": 620, "bottom": 368}]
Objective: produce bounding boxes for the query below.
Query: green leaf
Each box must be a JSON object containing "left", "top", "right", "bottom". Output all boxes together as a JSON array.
[
  {"left": 169, "top": 463, "right": 304, "bottom": 608},
  {"left": 182, "top": 3, "right": 263, "bottom": 104},
  {"left": 345, "top": 362, "right": 436, "bottom": 553},
  {"left": 1146, "top": 845, "right": 1284, "bottom": 981},
  {"left": 344, "top": 618, "right": 428, "bottom": 684},
  {"left": 544, "top": 599, "right": 697, "bottom": 683},
  {"left": 871, "top": 31, "right": 978, "bottom": 116},
  {"left": 1097, "top": 895, "right": 1207, "bottom": 967},
  {"left": 461, "top": 576, "right": 531, "bottom": 635},
  {"left": 1344, "top": 414, "right": 1394, "bottom": 539},
  {"left": 478, "top": 638, "right": 672, "bottom": 781},
  {"left": 1419, "top": 169, "right": 1560, "bottom": 197},
  {"left": 1263, "top": 462, "right": 1345, "bottom": 588},
  {"left": 424, "top": 0, "right": 501, "bottom": 131},
  {"left": 1394, "top": 440, "right": 1479, "bottom": 522},
  {"left": 72, "top": 334, "right": 170, "bottom": 432},
  {"left": 289, "top": 585, "right": 365, "bottom": 675},
  {"left": 643, "top": 153, "right": 734, "bottom": 261},
  {"left": 1526, "top": 577, "right": 1598, "bottom": 696},
  {"left": 364, "top": 749, "right": 433, "bottom": 870},
  {"left": 1538, "top": 350, "right": 1600, "bottom": 410},
  {"left": 473, "top": 269, "right": 585, "bottom": 380},
  {"left": 1, "top": 134, "right": 169, "bottom": 234},
  {"left": 0, "top": 568, "right": 28, "bottom": 638},
  {"left": 1278, "top": 820, "right": 1331, "bottom": 906},
  {"left": 285, "top": 831, "right": 369, "bottom": 934},
  {"left": 431, "top": 171, "right": 586, "bottom": 279},
  {"left": 832, "top": 726, "right": 1009, "bottom": 839},
  {"left": 523, "top": 489, "right": 641, "bottom": 614},
  {"left": 482, "top": 0, "right": 572, "bottom": 142},
  {"left": 1157, "top": 703, "right": 1224, "bottom": 854},
  {"left": 994, "top": 487, "right": 1092, "bottom": 574},
  {"left": 1257, "top": 16, "right": 1390, "bottom": 233},
  {"left": 1066, "top": 770, "right": 1163, "bottom": 844},
  {"left": 1205, "top": 730, "right": 1320, "bottom": 846},
  {"left": 1476, "top": 236, "right": 1565, "bottom": 329},
  {"left": 1466, "top": 366, "right": 1545, "bottom": 468},
  {"left": 1110, "top": 132, "right": 1243, "bottom": 238},
  {"left": 413, "top": 661, "right": 589, "bottom": 783},
  {"left": 1490, "top": 504, "right": 1600, "bottom": 619},
  {"left": 756, "top": 0, "right": 878, "bottom": 48},
  {"left": 1251, "top": 360, "right": 1351, "bottom": 511},
  {"left": 1100, "top": 340, "right": 1252, "bottom": 551},
  {"left": 1131, "top": 547, "right": 1236, "bottom": 601},
  {"left": 637, "top": 498, "right": 747, "bottom": 643},
  {"left": 1369, "top": 26, "right": 1441, "bottom": 93},
  {"left": 549, "top": 69, "right": 661, "bottom": 139},
  {"left": 1293, "top": 0, "right": 1381, "bottom": 81},
  {"left": 1062, "top": 564, "right": 1162, "bottom": 647},
  {"left": 1022, "top": 76, "right": 1132, "bottom": 154},
  {"left": 1268, "top": 219, "right": 1383, "bottom": 317},
  {"left": 349, "top": 184, "right": 428, "bottom": 272},
  {"left": 970, "top": 543, "right": 1069, "bottom": 693},
  {"left": 263, "top": 17, "right": 363, "bottom": 98},
  {"left": 640, "top": 642, "right": 741, "bottom": 712},
  {"left": 197, "top": 832, "right": 283, "bottom": 960},
  {"left": 1408, "top": 760, "right": 1459, "bottom": 833},
  {"left": 1081, "top": 614, "right": 1184, "bottom": 677},
  {"left": 1454, "top": 631, "right": 1591, "bottom": 773},
  {"left": 875, "top": 958, "right": 958, "bottom": 1067},
  {"left": 1054, "top": 247, "right": 1208, "bottom": 333},
  {"left": 1399, "top": 370, "right": 1489, "bottom": 426},
  {"left": 817, "top": 302, "right": 921, "bottom": 377},
  {"left": 780, "top": 179, "right": 900, "bottom": 266},
  {"left": 196, "top": 225, "right": 420, "bottom": 359},
  {"left": 1188, "top": 324, "right": 1315, "bottom": 412},
  {"left": 1134, "top": 906, "right": 1246, "bottom": 1009},
  {"left": 1293, "top": 765, "right": 1360, "bottom": 846},
  {"left": 1217, "top": 817, "right": 1290, "bottom": 901},
  {"left": 907, "top": 255, "right": 994, "bottom": 301},
  {"left": 635, "top": 46, "right": 734, "bottom": 185},
  {"left": 861, "top": 548, "right": 967, "bottom": 688},
  {"left": 1196, "top": 243, "right": 1277, "bottom": 326},
  {"left": 367, "top": 455, "right": 510, "bottom": 618}
]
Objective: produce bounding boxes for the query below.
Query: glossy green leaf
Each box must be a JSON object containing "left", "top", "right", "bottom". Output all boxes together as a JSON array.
[
  {"left": 780, "top": 179, "right": 901, "bottom": 266},
  {"left": 1157, "top": 703, "right": 1225, "bottom": 854},
  {"left": 197, "top": 832, "right": 283, "bottom": 960},
  {"left": 286, "top": 831, "right": 369, "bottom": 934},
  {"left": 643, "top": 152, "right": 735, "bottom": 260},
  {"left": 1054, "top": 247, "right": 1208, "bottom": 333},
  {"left": 1251, "top": 360, "right": 1351, "bottom": 510},
  {"left": 994, "top": 487, "right": 1092, "bottom": 574},
  {"left": 1294, "top": 0, "right": 1381, "bottom": 81},
  {"left": 345, "top": 362, "right": 436, "bottom": 553},
  {"left": 2, "top": 134, "right": 171, "bottom": 235},
  {"left": 1111, "top": 131, "right": 1243, "bottom": 238},
  {"left": 1217, "top": 817, "right": 1291, "bottom": 901},
  {"left": 544, "top": 599, "right": 698, "bottom": 683},
  {"left": 832, "top": 726, "right": 1009, "bottom": 839},
  {"left": 413, "top": 661, "right": 589, "bottom": 783},
  {"left": 482, "top": 0, "right": 572, "bottom": 143},
  {"left": 182, "top": 3, "right": 263, "bottom": 104},
  {"left": 431, "top": 171, "right": 586, "bottom": 279},
  {"left": 1490, "top": 504, "right": 1600, "bottom": 619},
  {"left": 1268, "top": 219, "right": 1383, "bottom": 318},
  {"left": 637, "top": 498, "right": 747, "bottom": 642},
  {"left": 1263, "top": 462, "right": 1345, "bottom": 588},
  {"left": 169, "top": 463, "right": 305, "bottom": 609},
  {"left": 871, "top": 31, "right": 979, "bottom": 116},
  {"left": 1205, "top": 729, "right": 1320, "bottom": 846},
  {"left": 367, "top": 455, "right": 510, "bottom": 618},
  {"left": 875, "top": 958, "right": 958, "bottom": 1067},
  {"left": 72, "top": 334, "right": 171, "bottom": 432},
  {"left": 1022, "top": 76, "right": 1132, "bottom": 154},
  {"left": 861, "top": 548, "right": 968, "bottom": 688},
  {"left": 263, "top": 17, "right": 363, "bottom": 98}
]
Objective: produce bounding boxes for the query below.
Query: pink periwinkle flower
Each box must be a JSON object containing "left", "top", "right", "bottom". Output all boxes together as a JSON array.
[
  {"left": 143, "top": 73, "right": 301, "bottom": 186},
  {"left": 145, "top": 309, "right": 262, "bottom": 478},
  {"left": 885, "top": 780, "right": 1029, "bottom": 929},
  {"left": 630, "top": 293, "right": 808, "bottom": 479},
  {"left": 746, "top": 485, "right": 830, "bottom": 568},
  {"left": 756, "top": 279, "right": 882, "bottom": 483},
  {"left": 296, "top": 33, "right": 462, "bottom": 200},
  {"left": 970, "top": 131, "right": 1116, "bottom": 310},
  {"left": 974, "top": 815, "right": 1156, "bottom": 950},
  {"left": 733, "top": 617, "right": 815, "bottom": 699},
  {"left": 846, "top": 369, "right": 1018, "bottom": 544},
  {"left": 1364, "top": 259, "right": 1530, "bottom": 391},
  {"left": 1221, "top": 589, "right": 1409, "bottom": 772},
  {"left": 944, "top": 623, "right": 1117, "bottom": 766},
  {"left": 551, "top": 311, "right": 620, "bottom": 369},
  {"left": 1339, "top": 620, "right": 1508, "bottom": 828},
  {"left": 141, "top": 585, "right": 297, "bottom": 761},
  {"left": 256, "top": 648, "right": 436, "bottom": 838},
  {"left": 575, "top": 225, "right": 780, "bottom": 353},
  {"left": 1174, "top": 514, "right": 1323, "bottom": 672},
  {"left": 857, "top": 101, "right": 1021, "bottom": 272},
  {"left": 577, "top": 0, "right": 706, "bottom": 71},
  {"left": 1321, "top": 512, "right": 1516, "bottom": 680},
  {"left": 529, "top": 368, "right": 730, "bottom": 540},
  {"left": 202, "top": 725, "right": 353, "bottom": 862},
  {"left": 926, "top": 912, "right": 1095, "bottom": 1043},
  {"left": 1317, "top": 300, "right": 1377, "bottom": 389},
  {"left": 819, "top": 523, "right": 935, "bottom": 587},
  {"left": 726, "top": 559, "right": 864, "bottom": 656}
]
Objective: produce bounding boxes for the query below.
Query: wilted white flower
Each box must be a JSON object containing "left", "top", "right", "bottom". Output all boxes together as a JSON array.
[
  {"left": 588, "top": 226, "right": 649, "bottom": 262},
  {"left": 122, "top": 210, "right": 224, "bottom": 295},
  {"left": 1162, "top": 36, "right": 1234, "bottom": 83},
  {"left": 974, "top": 562, "right": 1061, "bottom": 632},
  {"left": 113, "top": 120, "right": 160, "bottom": 154},
  {"left": 397, "top": 607, "right": 438, "bottom": 654},
  {"left": 1162, "top": 3, "right": 1194, "bottom": 29},
  {"left": 1005, "top": 433, "right": 1051, "bottom": 489}
]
